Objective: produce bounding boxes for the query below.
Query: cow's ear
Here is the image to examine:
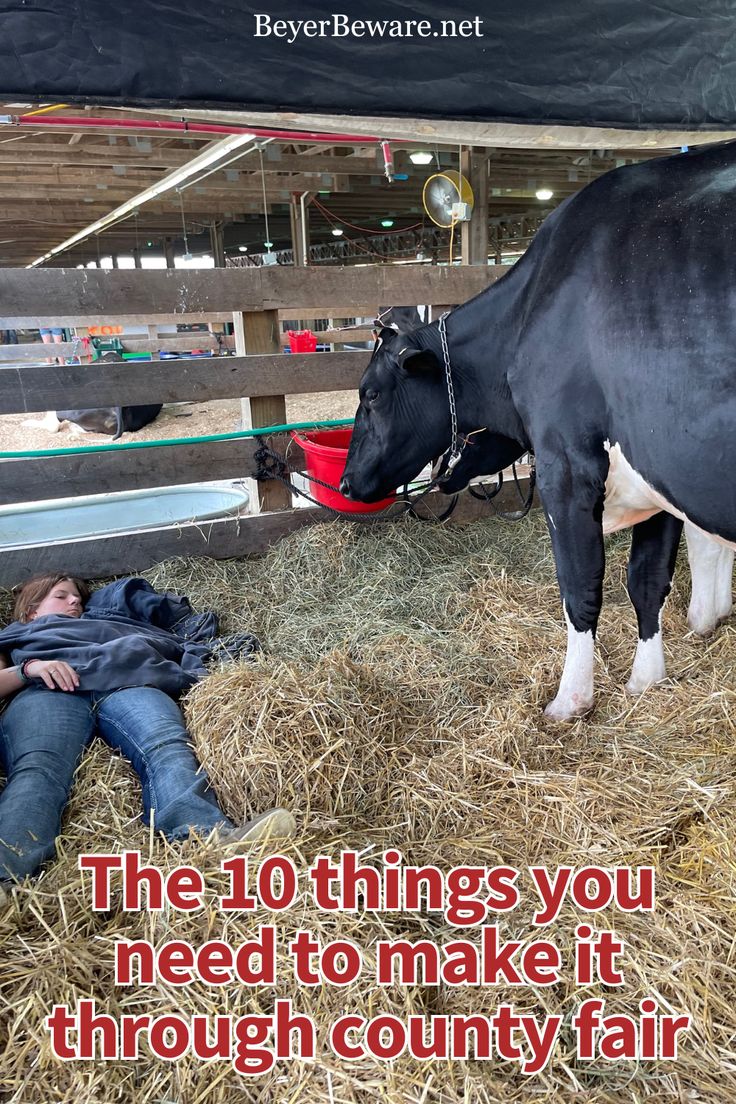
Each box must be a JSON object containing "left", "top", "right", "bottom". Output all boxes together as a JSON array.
[
  {"left": 373, "top": 326, "right": 398, "bottom": 349},
  {"left": 397, "top": 344, "right": 440, "bottom": 373}
]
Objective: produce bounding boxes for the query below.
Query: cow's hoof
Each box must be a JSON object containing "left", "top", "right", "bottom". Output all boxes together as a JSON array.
[
  {"left": 687, "top": 606, "right": 732, "bottom": 636},
  {"left": 687, "top": 614, "right": 718, "bottom": 637},
  {"left": 543, "top": 694, "right": 593, "bottom": 722},
  {"left": 625, "top": 674, "right": 665, "bottom": 695}
]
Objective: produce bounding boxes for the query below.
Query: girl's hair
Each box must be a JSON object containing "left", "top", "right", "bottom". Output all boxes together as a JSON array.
[{"left": 13, "top": 574, "right": 90, "bottom": 623}]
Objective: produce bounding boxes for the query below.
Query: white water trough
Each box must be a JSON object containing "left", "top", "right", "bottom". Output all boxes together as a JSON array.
[{"left": 0, "top": 482, "right": 251, "bottom": 550}]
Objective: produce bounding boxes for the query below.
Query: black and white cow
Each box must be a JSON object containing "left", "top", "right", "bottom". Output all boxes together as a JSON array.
[
  {"left": 341, "top": 141, "right": 736, "bottom": 720},
  {"left": 25, "top": 352, "right": 162, "bottom": 440},
  {"left": 54, "top": 402, "right": 163, "bottom": 440}
]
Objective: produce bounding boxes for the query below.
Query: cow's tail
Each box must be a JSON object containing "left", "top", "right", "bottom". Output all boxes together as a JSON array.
[{"left": 112, "top": 406, "right": 123, "bottom": 441}]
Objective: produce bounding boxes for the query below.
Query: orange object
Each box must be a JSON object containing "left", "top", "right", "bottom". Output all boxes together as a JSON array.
[{"left": 290, "top": 428, "right": 396, "bottom": 514}]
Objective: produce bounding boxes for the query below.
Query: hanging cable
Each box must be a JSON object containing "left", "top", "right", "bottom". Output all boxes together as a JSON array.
[
  {"left": 178, "top": 190, "right": 190, "bottom": 257},
  {"left": 258, "top": 147, "right": 272, "bottom": 248},
  {"left": 311, "top": 196, "right": 421, "bottom": 236}
]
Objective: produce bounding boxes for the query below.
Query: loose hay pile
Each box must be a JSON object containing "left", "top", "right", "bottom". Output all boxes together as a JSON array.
[{"left": 1, "top": 511, "right": 735, "bottom": 1102}]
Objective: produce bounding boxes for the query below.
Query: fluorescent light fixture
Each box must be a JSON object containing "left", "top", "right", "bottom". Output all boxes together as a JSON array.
[
  {"left": 331, "top": 228, "right": 344, "bottom": 237},
  {"left": 409, "top": 151, "right": 434, "bottom": 165},
  {"left": 535, "top": 188, "right": 554, "bottom": 201},
  {"left": 381, "top": 218, "right": 394, "bottom": 228},
  {"left": 27, "top": 131, "right": 255, "bottom": 267}
]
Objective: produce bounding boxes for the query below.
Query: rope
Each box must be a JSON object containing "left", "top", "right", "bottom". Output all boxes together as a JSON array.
[
  {"left": 467, "top": 461, "right": 537, "bottom": 522},
  {"left": 253, "top": 443, "right": 459, "bottom": 523}
]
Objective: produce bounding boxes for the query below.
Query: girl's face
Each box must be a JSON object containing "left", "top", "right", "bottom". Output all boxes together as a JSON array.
[{"left": 30, "top": 579, "right": 84, "bottom": 620}]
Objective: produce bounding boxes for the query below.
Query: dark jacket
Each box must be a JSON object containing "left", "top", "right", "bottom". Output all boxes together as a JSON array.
[{"left": 0, "top": 578, "right": 231, "bottom": 697}]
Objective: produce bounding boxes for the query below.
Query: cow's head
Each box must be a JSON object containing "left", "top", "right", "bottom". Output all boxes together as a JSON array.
[{"left": 341, "top": 328, "right": 451, "bottom": 502}]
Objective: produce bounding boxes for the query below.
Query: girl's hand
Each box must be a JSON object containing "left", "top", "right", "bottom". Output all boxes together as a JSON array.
[{"left": 24, "top": 659, "right": 79, "bottom": 692}]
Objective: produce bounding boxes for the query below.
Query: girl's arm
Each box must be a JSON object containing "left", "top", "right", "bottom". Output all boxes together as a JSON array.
[
  {"left": 0, "top": 653, "right": 29, "bottom": 699},
  {"left": 0, "top": 654, "right": 79, "bottom": 697}
]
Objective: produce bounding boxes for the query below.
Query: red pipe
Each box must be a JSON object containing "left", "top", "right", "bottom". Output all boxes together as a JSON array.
[{"left": 13, "top": 113, "right": 380, "bottom": 144}]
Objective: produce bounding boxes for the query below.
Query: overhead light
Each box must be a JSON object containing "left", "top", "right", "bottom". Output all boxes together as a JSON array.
[
  {"left": 263, "top": 240, "right": 273, "bottom": 249},
  {"left": 381, "top": 218, "right": 394, "bottom": 228},
  {"left": 238, "top": 245, "right": 248, "bottom": 252},
  {"left": 535, "top": 188, "right": 554, "bottom": 201},
  {"left": 409, "top": 151, "right": 434, "bottom": 166},
  {"left": 26, "top": 131, "right": 256, "bottom": 268},
  {"left": 331, "top": 228, "right": 344, "bottom": 237}
]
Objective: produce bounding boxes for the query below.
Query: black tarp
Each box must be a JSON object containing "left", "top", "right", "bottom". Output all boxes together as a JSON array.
[{"left": 1, "top": 0, "right": 735, "bottom": 129}]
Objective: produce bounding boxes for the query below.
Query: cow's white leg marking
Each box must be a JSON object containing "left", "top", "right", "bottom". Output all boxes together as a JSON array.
[
  {"left": 686, "top": 523, "right": 734, "bottom": 634},
  {"left": 545, "top": 603, "right": 595, "bottom": 721},
  {"left": 626, "top": 619, "right": 667, "bottom": 694},
  {"left": 21, "top": 410, "right": 62, "bottom": 433}
]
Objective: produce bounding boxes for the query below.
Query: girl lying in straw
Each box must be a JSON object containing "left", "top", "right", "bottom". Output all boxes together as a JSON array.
[{"left": 0, "top": 573, "right": 295, "bottom": 898}]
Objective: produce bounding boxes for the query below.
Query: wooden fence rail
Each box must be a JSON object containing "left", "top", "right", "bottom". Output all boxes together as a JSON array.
[
  {"left": 0, "top": 266, "right": 498, "bottom": 322},
  {"left": 0, "top": 352, "right": 369, "bottom": 413}
]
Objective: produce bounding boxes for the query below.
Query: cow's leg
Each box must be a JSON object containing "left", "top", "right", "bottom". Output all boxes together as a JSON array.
[
  {"left": 541, "top": 475, "right": 606, "bottom": 721},
  {"left": 626, "top": 512, "right": 683, "bottom": 694},
  {"left": 685, "top": 523, "right": 734, "bottom": 634}
]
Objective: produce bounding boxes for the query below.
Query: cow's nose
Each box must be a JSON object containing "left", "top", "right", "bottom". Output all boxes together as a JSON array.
[{"left": 339, "top": 477, "right": 351, "bottom": 498}]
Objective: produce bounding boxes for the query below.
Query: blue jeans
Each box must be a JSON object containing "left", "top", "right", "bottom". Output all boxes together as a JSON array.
[{"left": 0, "top": 686, "right": 234, "bottom": 882}]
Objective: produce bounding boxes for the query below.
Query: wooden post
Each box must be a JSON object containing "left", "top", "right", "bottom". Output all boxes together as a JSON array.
[
  {"left": 233, "top": 309, "right": 291, "bottom": 512},
  {"left": 289, "top": 193, "right": 311, "bottom": 267},
  {"left": 164, "top": 238, "right": 175, "bottom": 268},
  {"left": 210, "top": 221, "right": 226, "bottom": 268},
  {"left": 460, "top": 147, "right": 489, "bottom": 266}
]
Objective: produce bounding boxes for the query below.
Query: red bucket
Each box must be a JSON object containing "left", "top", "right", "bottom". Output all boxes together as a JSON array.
[
  {"left": 290, "top": 428, "right": 396, "bottom": 513},
  {"left": 288, "top": 329, "right": 318, "bottom": 353}
]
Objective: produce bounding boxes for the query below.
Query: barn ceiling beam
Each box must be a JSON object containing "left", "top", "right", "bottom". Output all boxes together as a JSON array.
[
  {"left": 157, "top": 108, "right": 736, "bottom": 150},
  {"left": 26, "top": 131, "right": 270, "bottom": 266},
  {"left": 0, "top": 174, "right": 352, "bottom": 201}
]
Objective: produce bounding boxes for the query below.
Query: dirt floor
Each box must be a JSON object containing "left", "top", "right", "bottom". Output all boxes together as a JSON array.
[{"left": 0, "top": 390, "right": 359, "bottom": 454}]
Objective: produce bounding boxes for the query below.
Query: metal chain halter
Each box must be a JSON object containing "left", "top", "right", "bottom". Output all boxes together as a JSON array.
[{"left": 438, "top": 312, "right": 463, "bottom": 474}]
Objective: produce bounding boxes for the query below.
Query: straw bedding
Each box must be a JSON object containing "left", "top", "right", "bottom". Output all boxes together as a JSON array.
[{"left": 0, "top": 510, "right": 735, "bottom": 1102}]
